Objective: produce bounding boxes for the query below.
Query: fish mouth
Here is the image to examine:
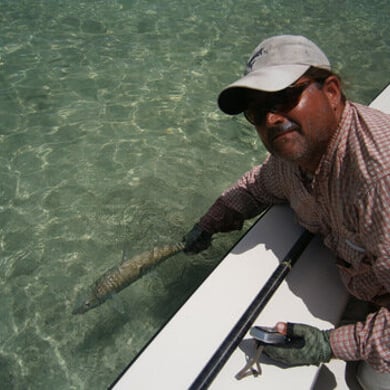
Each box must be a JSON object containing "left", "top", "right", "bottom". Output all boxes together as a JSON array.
[
  {"left": 72, "top": 305, "right": 86, "bottom": 315},
  {"left": 72, "top": 290, "right": 94, "bottom": 315},
  {"left": 269, "top": 122, "right": 300, "bottom": 143},
  {"left": 72, "top": 300, "right": 88, "bottom": 314},
  {"left": 72, "top": 298, "right": 98, "bottom": 314}
]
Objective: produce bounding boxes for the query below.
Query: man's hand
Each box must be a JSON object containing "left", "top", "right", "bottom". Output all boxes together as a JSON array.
[
  {"left": 263, "top": 322, "right": 333, "bottom": 367},
  {"left": 183, "top": 224, "right": 212, "bottom": 254}
]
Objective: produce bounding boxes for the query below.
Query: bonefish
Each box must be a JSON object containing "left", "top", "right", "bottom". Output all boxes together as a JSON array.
[{"left": 72, "top": 242, "right": 184, "bottom": 314}]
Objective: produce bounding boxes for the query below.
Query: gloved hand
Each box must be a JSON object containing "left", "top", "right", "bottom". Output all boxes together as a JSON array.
[
  {"left": 183, "top": 224, "right": 212, "bottom": 254},
  {"left": 263, "top": 322, "right": 333, "bottom": 367}
]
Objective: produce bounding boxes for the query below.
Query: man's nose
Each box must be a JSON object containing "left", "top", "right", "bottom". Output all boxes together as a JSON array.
[{"left": 264, "top": 111, "right": 287, "bottom": 127}]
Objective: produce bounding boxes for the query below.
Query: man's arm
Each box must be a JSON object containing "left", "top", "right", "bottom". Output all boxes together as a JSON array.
[
  {"left": 184, "top": 158, "right": 288, "bottom": 253},
  {"left": 332, "top": 174, "right": 390, "bottom": 372},
  {"left": 330, "top": 307, "right": 390, "bottom": 372}
]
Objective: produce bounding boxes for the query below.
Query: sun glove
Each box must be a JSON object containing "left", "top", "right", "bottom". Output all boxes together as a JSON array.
[
  {"left": 183, "top": 224, "right": 212, "bottom": 254},
  {"left": 263, "top": 323, "right": 333, "bottom": 367}
]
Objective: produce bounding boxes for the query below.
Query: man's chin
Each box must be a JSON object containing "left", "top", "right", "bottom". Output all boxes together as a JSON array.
[{"left": 271, "top": 141, "right": 307, "bottom": 162}]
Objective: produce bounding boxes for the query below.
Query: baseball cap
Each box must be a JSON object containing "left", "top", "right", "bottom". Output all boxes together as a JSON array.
[{"left": 218, "top": 35, "right": 331, "bottom": 114}]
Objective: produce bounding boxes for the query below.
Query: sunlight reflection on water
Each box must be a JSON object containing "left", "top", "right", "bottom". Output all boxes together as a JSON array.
[{"left": 0, "top": 0, "right": 389, "bottom": 388}]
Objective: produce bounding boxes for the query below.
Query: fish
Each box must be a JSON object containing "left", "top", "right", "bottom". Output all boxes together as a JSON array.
[{"left": 72, "top": 242, "right": 184, "bottom": 315}]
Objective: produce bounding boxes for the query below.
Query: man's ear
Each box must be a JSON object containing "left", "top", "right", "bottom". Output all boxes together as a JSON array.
[{"left": 322, "top": 76, "right": 343, "bottom": 108}]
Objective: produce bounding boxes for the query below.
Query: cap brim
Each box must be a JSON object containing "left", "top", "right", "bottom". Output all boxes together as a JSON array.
[{"left": 218, "top": 64, "right": 310, "bottom": 114}]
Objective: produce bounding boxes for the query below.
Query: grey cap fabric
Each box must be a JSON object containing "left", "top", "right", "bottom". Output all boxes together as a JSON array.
[{"left": 218, "top": 35, "right": 331, "bottom": 114}]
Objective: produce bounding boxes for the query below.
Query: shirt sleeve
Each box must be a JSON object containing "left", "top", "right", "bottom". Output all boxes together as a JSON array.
[
  {"left": 198, "top": 155, "right": 288, "bottom": 234},
  {"left": 330, "top": 307, "right": 390, "bottom": 372}
]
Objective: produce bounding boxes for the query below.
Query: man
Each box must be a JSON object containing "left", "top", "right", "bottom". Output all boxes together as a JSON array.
[{"left": 183, "top": 35, "right": 390, "bottom": 389}]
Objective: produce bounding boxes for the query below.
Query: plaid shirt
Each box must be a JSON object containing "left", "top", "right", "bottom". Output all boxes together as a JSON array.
[{"left": 199, "top": 102, "right": 390, "bottom": 372}]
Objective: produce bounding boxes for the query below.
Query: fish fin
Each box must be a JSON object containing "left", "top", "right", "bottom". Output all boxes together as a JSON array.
[
  {"left": 121, "top": 245, "right": 129, "bottom": 264},
  {"left": 109, "top": 294, "right": 126, "bottom": 314}
]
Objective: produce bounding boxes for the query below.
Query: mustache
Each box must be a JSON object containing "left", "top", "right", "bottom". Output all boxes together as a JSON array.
[{"left": 268, "top": 121, "right": 300, "bottom": 142}]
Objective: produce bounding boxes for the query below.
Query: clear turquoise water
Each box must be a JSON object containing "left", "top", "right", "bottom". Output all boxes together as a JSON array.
[{"left": 0, "top": 1, "right": 389, "bottom": 388}]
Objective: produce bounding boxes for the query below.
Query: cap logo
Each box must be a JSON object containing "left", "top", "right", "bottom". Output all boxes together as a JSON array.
[{"left": 247, "top": 47, "right": 268, "bottom": 71}]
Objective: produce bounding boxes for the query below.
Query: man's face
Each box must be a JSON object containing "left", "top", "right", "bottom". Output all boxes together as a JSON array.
[{"left": 245, "top": 76, "right": 343, "bottom": 172}]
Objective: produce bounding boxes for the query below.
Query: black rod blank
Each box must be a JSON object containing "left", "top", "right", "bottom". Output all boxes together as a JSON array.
[{"left": 189, "top": 229, "right": 314, "bottom": 390}]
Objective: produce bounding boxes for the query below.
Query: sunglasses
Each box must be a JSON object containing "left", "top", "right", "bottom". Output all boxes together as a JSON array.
[{"left": 244, "top": 80, "right": 320, "bottom": 126}]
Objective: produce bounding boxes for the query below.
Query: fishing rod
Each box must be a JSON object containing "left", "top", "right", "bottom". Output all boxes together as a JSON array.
[{"left": 189, "top": 229, "right": 314, "bottom": 390}]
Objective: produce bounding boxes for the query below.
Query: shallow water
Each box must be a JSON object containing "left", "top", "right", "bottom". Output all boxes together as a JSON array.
[{"left": 0, "top": 1, "right": 389, "bottom": 388}]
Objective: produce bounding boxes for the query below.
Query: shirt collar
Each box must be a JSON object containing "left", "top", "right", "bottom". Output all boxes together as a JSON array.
[{"left": 313, "top": 101, "right": 352, "bottom": 179}]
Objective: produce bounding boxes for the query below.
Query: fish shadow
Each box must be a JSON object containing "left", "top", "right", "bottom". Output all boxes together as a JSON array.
[{"left": 75, "top": 309, "right": 130, "bottom": 352}]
